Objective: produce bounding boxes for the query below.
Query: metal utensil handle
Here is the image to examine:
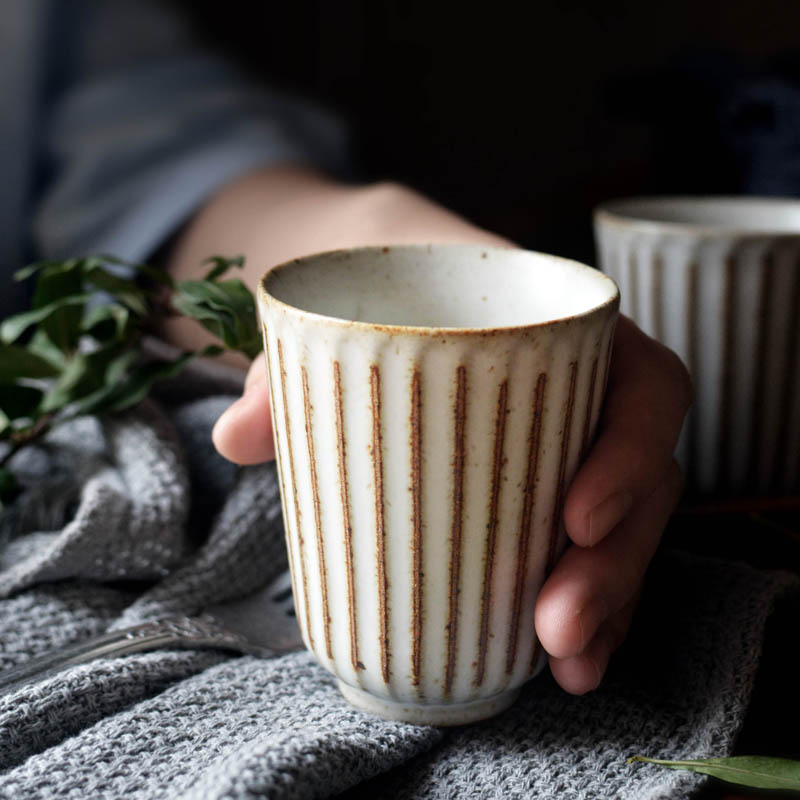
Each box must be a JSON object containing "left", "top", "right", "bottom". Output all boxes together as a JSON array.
[{"left": 0, "top": 616, "right": 272, "bottom": 696}]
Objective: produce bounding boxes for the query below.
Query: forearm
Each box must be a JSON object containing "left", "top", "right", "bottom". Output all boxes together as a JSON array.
[{"left": 161, "top": 165, "right": 509, "bottom": 357}]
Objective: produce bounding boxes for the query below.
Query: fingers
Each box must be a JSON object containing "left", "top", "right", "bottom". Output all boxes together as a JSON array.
[
  {"left": 539, "top": 317, "right": 690, "bottom": 694},
  {"left": 212, "top": 357, "right": 276, "bottom": 465},
  {"left": 564, "top": 316, "right": 692, "bottom": 548},
  {"left": 548, "top": 596, "right": 636, "bottom": 694},
  {"left": 536, "top": 458, "right": 683, "bottom": 693}
]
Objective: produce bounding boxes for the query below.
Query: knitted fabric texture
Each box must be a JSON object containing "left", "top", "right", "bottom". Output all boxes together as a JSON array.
[{"left": 0, "top": 386, "right": 796, "bottom": 799}]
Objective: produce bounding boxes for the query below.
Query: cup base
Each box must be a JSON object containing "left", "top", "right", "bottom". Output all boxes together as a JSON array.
[{"left": 337, "top": 681, "right": 521, "bottom": 726}]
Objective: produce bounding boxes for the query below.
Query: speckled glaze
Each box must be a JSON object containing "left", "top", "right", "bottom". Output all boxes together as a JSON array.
[
  {"left": 595, "top": 197, "right": 800, "bottom": 496},
  {"left": 258, "top": 244, "right": 619, "bottom": 725}
]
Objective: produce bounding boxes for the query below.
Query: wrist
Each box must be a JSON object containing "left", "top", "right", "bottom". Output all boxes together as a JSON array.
[{"left": 339, "top": 180, "right": 512, "bottom": 249}]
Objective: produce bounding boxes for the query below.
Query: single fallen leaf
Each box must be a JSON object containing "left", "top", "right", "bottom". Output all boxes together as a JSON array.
[{"left": 628, "top": 754, "right": 800, "bottom": 792}]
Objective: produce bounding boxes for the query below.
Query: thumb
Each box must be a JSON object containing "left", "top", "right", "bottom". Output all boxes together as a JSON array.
[{"left": 212, "top": 357, "right": 276, "bottom": 464}]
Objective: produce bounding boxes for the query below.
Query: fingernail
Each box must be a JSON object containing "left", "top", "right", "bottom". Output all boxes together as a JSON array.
[
  {"left": 550, "top": 653, "right": 602, "bottom": 695},
  {"left": 587, "top": 491, "right": 633, "bottom": 545}
]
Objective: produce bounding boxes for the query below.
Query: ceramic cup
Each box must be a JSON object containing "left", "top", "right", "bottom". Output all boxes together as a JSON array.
[
  {"left": 257, "top": 244, "right": 619, "bottom": 725},
  {"left": 594, "top": 196, "right": 800, "bottom": 497}
]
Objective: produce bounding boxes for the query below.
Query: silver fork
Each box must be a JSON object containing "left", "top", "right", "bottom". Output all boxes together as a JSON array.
[{"left": 0, "top": 570, "right": 303, "bottom": 696}]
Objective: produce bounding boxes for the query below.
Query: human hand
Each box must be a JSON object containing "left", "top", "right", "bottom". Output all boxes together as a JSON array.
[
  {"left": 214, "top": 316, "right": 691, "bottom": 695},
  {"left": 534, "top": 315, "right": 692, "bottom": 693}
]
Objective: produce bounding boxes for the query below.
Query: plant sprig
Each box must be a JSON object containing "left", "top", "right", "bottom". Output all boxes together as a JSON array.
[
  {"left": 629, "top": 754, "right": 800, "bottom": 792},
  {"left": 0, "top": 254, "right": 260, "bottom": 506}
]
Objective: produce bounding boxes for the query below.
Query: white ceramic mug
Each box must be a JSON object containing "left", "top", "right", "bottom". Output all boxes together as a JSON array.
[
  {"left": 258, "top": 244, "right": 619, "bottom": 725},
  {"left": 594, "top": 196, "right": 800, "bottom": 497}
]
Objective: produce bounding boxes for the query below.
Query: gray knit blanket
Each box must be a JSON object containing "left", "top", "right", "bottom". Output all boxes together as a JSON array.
[{"left": 0, "top": 368, "right": 797, "bottom": 799}]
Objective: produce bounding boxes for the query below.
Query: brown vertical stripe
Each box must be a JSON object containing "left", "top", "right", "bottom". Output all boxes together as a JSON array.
[
  {"left": 444, "top": 366, "right": 467, "bottom": 697},
  {"left": 717, "top": 256, "right": 737, "bottom": 488},
  {"left": 773, "top": 251, "right": 800, "bottom": 486},
  {"left": 409, "top": 368, "right": 423, "bottom": 687},
  {"left": 277, "top": 339, "right": 315, "bottom": 651},
  {"left": 528, "top": 638, "right": 542, "bottom": 678},
  {"left": 580, "top": 357, "right": 599, "bottom": 459},
  {"left": 333, "top": 361, "right": 361, "bottom": 672},
  {"left": 475, "top": 380, "right": 508, "bottom": 688},
  {"left": 545, "top": 362, "right": 579, "bottom": 576},
  {"left": 685, "top": 261, "right": 700, "bottom": 487},
  {"left": 652, "top": 254, "right": 664, "bottom": 342},
  {"left": 369, "top": 364, "right": 390, "bottom": 684},
  {"left": 301, "top": 367, "right": 332, "bottom": 659},
  {"left": 747, "top": 251, "right": 774, "bottom": 488},
  {"left": 506, "top": 372, "right": 547, "bottom": 676},
  {"left": 263, "top": 326, "right": 301, "bottom": 620}
]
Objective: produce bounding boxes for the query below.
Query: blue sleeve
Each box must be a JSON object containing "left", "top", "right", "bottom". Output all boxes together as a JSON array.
[{"left": 32, "top": 0, "right": 352, "bottom": 262}]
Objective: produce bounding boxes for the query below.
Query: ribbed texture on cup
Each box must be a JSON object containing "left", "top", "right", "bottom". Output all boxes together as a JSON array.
[
  {"left": 260, "top": 310, "right": 615, "bottom": 707},
  {"left": 596, "top": 227, "right": 800, "bottom": 494}
]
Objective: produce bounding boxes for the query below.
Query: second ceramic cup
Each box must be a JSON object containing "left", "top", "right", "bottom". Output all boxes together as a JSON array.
[
  {"left": 594, "top": 196, "right": 800, "bottom": 497},
  {"left": 258, "top": 244, "right": 619, "bottom": 725}
]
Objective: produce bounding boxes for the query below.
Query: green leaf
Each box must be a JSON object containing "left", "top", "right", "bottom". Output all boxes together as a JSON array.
[
  {"left": 173, "top": 277, "right": 260, "bottom": 359},
  {"left": 0, "top": 383, "right": 44, "bottom": 421},
  {"left": 17, "top": 254, "right": 173, "bottom": 291},
  {"left": 172, "top": 286, "right": 232, "bottom": 325},
  {"left": 78, "top": 354, "right": 195, "bottom": 417},
  {"left": 55, "top": 351, "right": 138, "bottom": 419},
  {"left": 13, "top": 258, "right": 82, "bottom": 283},
  {"left": 30, "top": 261, "right": 86, "bottom": 353},
  {"left": 97, "top": 254, "right": 175, "bottom": 288},
  {"left": 203, "top": 255, "right": 244, "bottom": 282},
  {"left": 30, "top": 260, "right": 83, "bottom": 305},
  {"left": 170, "top": 292, "right": 231, "bottom": 341},
  {"left": 39, "top": 341, "right": 133, "bottom": 413},
  {"left": 39, "top": 356, "right": 97, "bottom": 413},
  {"left": 14, "top": 261, "right": 52, "bottom": 282},
  {"left": 0, "top": 344, "right": 61, "bottom": 379},
  {"left": 27, "top": 330, "right": 67, "bottom": 369},
  {"left": 218, "top": 280, "right": 260, "bottom": 357},
  {"left": 103, "top": 350, "right": 140, "bottom": 387},
  {"left": 109, "top": 355, "right": 196, "bottom": 412},
  {"left": 171, "top": 286, "right": 235, "bottom": 321},
  {"left": 176, "top": 279, "right": 242, "bottom": 310},
  {"left": 84, "top": 269, "right": 149, "bottom": 316},
  {"left": 628, "top": 755, "right": 800, "bottom": 791},
  {"left": 0, "top": 295, "right": 89, "bottom": 345},
  {"left": 81, "top": 303, "right": 131, "bottom": 343},
  {"left": 2, "top": 253, "right": 250, "bottom": 479}
]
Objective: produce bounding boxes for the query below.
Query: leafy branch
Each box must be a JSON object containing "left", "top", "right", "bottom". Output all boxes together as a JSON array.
[
  {"left": 629, "top": 754, "right": 800, "bottom": 793},
  {"left": 0, "top": 254, "right": 260, "bottom": 506}
]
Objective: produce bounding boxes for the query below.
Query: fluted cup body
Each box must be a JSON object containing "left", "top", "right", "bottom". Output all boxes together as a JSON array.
[
  {"left": 258, "top": 244, "right": 619, "bottom": 725},
  {"left": 595, "top": 196, "right": 800, "bottom": 496}
]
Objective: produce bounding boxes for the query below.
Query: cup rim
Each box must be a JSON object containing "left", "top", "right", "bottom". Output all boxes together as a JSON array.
[
  {"left": 594, "top": 194, "right": 800, "bottom": 237},
  {"left": 257, "top": 243, "right": 620, "bottom": 336}
]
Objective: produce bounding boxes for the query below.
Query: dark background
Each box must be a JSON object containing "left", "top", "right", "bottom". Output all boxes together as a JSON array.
[{"left": 176, "top": 0, "right": 800, "bottom": 265}]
